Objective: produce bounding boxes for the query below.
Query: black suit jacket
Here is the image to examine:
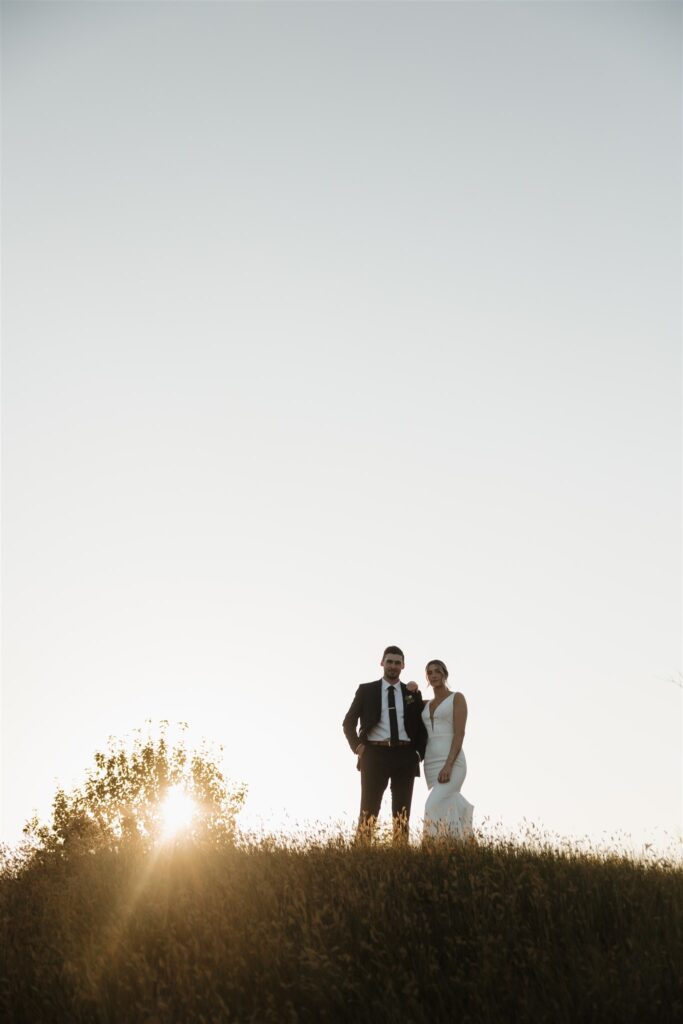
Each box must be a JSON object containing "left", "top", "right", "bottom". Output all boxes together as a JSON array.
[{"left": 342, "top": 679, "right": 428, "bottom": 770}]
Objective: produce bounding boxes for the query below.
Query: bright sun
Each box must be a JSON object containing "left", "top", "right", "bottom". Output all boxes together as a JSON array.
[{"left": 160, "top": 785, "right": 197, "bottom": 840}]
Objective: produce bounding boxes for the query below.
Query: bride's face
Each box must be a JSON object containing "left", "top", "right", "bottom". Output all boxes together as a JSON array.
[{"left": 426, "top": 664, "right": 446, "bottom": 687}]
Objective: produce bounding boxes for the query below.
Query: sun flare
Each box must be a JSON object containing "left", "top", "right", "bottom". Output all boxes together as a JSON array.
[{"left": 160, "top": 785, "right": 197, "bottom": 840}]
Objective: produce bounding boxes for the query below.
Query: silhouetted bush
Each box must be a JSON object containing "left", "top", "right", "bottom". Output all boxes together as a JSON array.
[{"left": 22, "top": 722, "right": 246, "bottom": 857}]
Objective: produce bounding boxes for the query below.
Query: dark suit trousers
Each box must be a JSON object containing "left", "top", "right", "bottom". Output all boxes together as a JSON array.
[{"left": 359, "top": 746, "right": 417, "bottom": 835}]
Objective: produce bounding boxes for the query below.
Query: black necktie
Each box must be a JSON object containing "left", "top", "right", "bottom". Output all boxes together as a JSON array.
[{"left": 387, "top": 685, "right": 400, "bottom": 745}]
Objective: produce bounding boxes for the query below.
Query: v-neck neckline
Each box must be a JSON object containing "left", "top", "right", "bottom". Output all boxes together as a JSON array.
[{"left": 428, "top": 691, "right": 452, "bottom": 728}]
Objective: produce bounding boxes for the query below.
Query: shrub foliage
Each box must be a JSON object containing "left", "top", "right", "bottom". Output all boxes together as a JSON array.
[{"left": 22, "top": 722, "right": 246, "bottom": 855}]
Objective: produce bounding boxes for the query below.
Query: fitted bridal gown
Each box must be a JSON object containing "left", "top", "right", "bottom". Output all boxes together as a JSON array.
[{"left": 422, "top": 692, "right": 474, "bottom": 838}]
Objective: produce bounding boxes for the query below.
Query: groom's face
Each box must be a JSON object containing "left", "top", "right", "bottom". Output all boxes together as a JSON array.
[{"left": 381, "top": 654, "right": 404, "bottom": 681}]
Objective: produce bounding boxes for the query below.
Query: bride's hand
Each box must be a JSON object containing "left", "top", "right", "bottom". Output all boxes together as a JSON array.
[
  {"left": 406, "top": 681, "right": 419, "bottom": 693},
  {"left": 437, "top": 764, "right": 452, "bottom": 784}
]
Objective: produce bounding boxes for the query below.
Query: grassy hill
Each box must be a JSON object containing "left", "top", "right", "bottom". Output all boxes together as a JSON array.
[{"left": 1, "top": 832, "right": 681, "bottom": 1023}]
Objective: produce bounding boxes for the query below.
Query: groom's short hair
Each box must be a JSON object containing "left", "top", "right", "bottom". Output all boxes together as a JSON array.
[{"left": 382, "top": 645, "right": 404, "bottom": 660}]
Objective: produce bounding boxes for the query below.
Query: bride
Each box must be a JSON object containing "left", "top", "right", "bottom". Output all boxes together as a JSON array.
[{"left": 418, "top": 659, "right": 473, "bottom": 839}]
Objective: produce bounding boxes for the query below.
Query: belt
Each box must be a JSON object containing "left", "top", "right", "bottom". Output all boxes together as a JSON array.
[{"left": 366, "top": 739, "right": 412, "bottom": 747}]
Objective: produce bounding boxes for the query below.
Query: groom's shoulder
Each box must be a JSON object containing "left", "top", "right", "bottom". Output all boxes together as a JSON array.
[{"left": 359, "top": 678, "right": 382, "bottom": 690}]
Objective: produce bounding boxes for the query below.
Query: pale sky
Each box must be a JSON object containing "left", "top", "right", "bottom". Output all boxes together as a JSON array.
[{"left": 2, "top": 1, "right": 681, "bottom": 853}]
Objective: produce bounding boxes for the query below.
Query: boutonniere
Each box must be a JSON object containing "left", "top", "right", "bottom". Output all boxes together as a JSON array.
[{"left": 405, "top": 693, "right": 417, "bottom": 705}]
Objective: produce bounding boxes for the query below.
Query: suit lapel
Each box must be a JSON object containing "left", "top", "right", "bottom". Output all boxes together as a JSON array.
[{"left": 373, "top": 679, "right": 383, "bottom": 723}]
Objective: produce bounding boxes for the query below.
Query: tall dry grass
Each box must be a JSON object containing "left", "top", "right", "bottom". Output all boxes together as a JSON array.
[{"left": 1, "top": 829, "right": 681, "bottom": 1023}]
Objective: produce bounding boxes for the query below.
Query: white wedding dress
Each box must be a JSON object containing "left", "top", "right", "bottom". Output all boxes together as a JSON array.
[{"left": 422, "top": 692, "right": 474, "bottom": 838}]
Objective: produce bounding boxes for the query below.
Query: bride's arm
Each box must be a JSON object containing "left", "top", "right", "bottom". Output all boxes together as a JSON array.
[{"left": 437, "top": 693, "right": 468, "bottom": 783}]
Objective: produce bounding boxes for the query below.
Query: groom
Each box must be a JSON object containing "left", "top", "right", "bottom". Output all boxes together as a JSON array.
[{"left": 343, "top": 645, "right": 427, "bottom": 841}]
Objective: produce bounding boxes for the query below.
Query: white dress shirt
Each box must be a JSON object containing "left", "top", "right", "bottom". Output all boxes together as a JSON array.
[{"left": 367, "top": 678, "right": 410, "bottom": 742}]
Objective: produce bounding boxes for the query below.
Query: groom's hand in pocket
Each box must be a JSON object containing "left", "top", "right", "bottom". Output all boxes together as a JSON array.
[{"left": 356, "top": 743, "right": 366, "bottom": 758}]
